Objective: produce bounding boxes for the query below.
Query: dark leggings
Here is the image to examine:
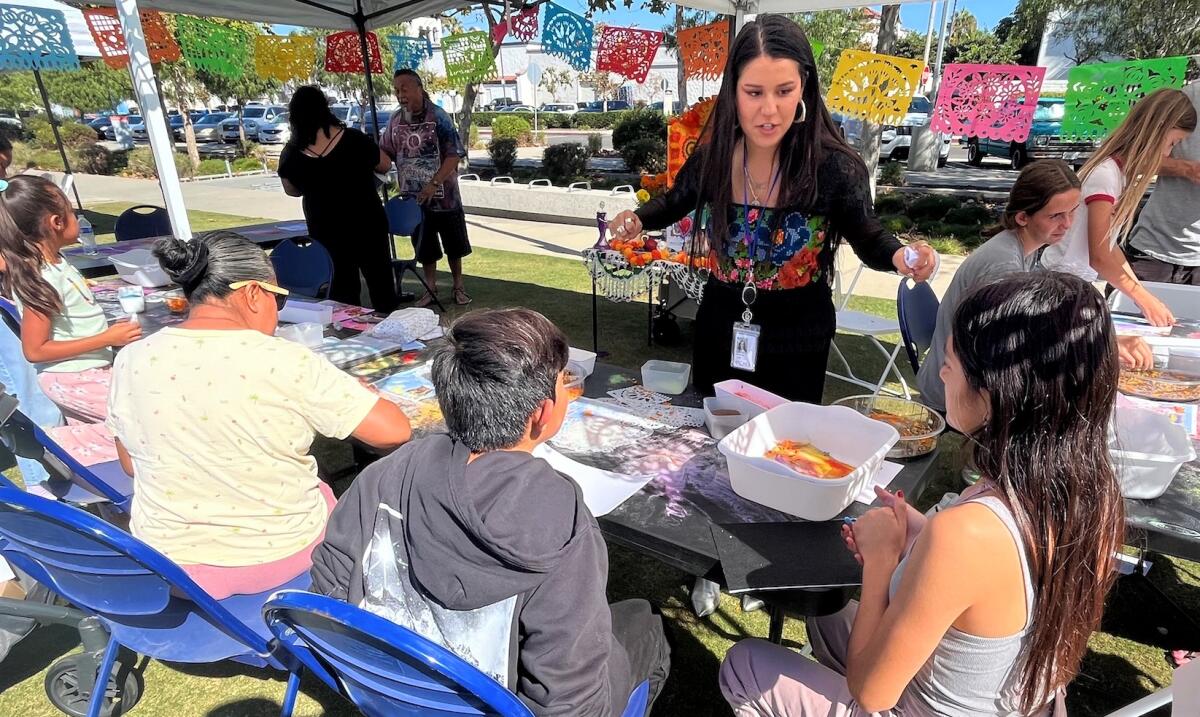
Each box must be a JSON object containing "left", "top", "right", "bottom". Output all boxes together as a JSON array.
[{"left": 316, "top": 234, "right": 399, "bottom": 313}]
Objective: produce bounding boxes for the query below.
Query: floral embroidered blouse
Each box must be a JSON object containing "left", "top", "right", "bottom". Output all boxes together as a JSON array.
[{"left": 637, "top": 144, "right": 902, "bottom": 291}]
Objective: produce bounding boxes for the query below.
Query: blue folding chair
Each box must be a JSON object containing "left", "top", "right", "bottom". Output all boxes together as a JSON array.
[
  {"left": 0, "top": 488, "right": 309, "bottom": 717},
  {"left": 270, "top": 238, "right": 335, "bottom": 299},
  {"left": 385, "top": 196, "right": 445, "bottom": 312},
  {"left": 264, "top": 590, "right": 651, "bottom": 717},
  {"left": 897, "top": 277, "right": 941, "bottom": 374},
  {"left": 113, "top": 205, "right": 171, "bottom": 242}
]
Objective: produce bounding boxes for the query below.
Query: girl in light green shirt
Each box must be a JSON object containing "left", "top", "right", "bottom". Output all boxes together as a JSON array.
[{"left": 0, "top": 175, "right": 142, "bottom": 421}]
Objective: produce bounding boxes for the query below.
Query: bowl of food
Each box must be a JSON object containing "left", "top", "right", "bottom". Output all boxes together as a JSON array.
[
  {"left": 717, "top": 402, "right": 899, "bottom": 520},
  {"left": 564, "top": 362, "right": 587, "bottom": 402},
  {"left": 833, "top": 395, "right": 946, "bottom": 459},
  {"left": 1118, "top": 368, "right": 1200, "bottom": 403}
]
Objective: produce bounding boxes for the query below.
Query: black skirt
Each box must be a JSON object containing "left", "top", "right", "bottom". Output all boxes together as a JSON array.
[{"left": 692, "top": 277, "right": 836, "bottom": 403}]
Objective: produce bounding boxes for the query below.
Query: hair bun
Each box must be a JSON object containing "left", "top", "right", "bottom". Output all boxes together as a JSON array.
[{"left": 153, "top": 237, "right": 209, "bottom": 287}]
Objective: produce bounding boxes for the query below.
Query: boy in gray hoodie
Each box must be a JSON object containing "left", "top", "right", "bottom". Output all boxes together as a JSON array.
[{"left": 311, "top": 308, "right": 670, "bottom": 715}]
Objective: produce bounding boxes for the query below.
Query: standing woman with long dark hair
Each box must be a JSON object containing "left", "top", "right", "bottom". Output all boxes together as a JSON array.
[
  {"left": 278, "top": 86, "right": 399, "bottom": 312},
  {"left": 610, "top": 16, "right": 936, "bottom": 401},
  {"left": 721, "top": 272, "right": 1125, "bottom": 715}
]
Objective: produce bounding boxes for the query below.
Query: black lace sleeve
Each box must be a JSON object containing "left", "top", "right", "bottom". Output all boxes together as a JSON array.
[
  {"left": 635, "top": 147, "right": 705, "bottom": 231},
  {"left": 824, "top": 150, "right": 902, "bottom": 273}
]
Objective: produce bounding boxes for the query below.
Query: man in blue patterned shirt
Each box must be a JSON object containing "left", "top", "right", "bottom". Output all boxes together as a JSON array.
[{"left": 382, "top": 69, "right": 472, "bottom": 306}]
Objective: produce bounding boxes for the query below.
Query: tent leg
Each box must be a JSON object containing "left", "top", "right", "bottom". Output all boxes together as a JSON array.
[
  {"left": 33, "top": 70, "right": 83, "bottom": 211},
  {"left": 353, "top": 5, "right": 388, "bottom": 209}
]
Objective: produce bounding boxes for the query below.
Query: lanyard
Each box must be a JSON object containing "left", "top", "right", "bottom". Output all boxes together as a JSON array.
[{"left": 740, "top": 144, "right": 780, "bottom": 323}]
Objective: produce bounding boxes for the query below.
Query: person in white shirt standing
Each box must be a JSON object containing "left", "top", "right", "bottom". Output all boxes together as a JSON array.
[
  {"left": 1041, "top": 88, "right": 1196, "bottom": 326},
  {"left": 1127, "top": 81, "right": 1200, "bottom": 286}
]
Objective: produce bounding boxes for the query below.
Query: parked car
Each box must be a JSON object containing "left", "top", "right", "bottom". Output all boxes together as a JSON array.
[
  {"left": 351, "top": 110, "right": 393, "bottom": 138},
  {"left": 965, "top": 97, "right": 1098, "bottom": 170},
  {"left": 539, "top": 103, "right": 577, "bottom": 115},
  {"left": 331, "top": 104, "right": 362, "bottom": 127},
  {"left": 171, "top": 112, "right": 209, "bottom": 141},
  {"left": 190, "top": 112, "right": 231, "bottom": 142},
  {"left": 105, "top": 116, "right": 141, "bottom": 141},
  {"left": 88, "top": 116, "right": 112, "bottom": 139},
  {"left": 256, "top": 113, "right": 291, "bottom": 144},
  {"left": 837, "top": 96, "right": 950, "bottom": 167},
  {"left": 650, "top": 101, "right": 683, "bottom": 114},
  {"left": 578, "top": 100, "right": 631, "bottom": 113},
  {"left": 500, "top": 105, "right": 536, "bottom": 113},
  {"left": 485, "top": 97, "right": 521, "bottom": 111},
  {"left": 220, "top": 104, "right": 287, "bottom": 142}
]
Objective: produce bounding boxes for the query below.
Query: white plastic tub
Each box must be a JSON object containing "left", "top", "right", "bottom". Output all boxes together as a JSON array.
[
  {"left": 569, "top": 347, "right": 597, "bottom": 378},
  {"left": 278, "top": 300, "right": 333, "bottom": 326},
  {"left": 276, "top": 322, "right": 325, "bottom": 348},
  {"left": 713, "top": 379, "right": 788, "bottom": 419},
  {"left": 703, "top": 397, "right": 749, "bottom": 440},
  {"left": 1109, "top": 405, "right": 1196, "bottom": 500},
  {"left": 718, "top": 402, "right": 900, "bottom": 520},
  {"left": 111, "top": 248, "right": 171, "bottom": 287},
  {"left": 641, "top": 360, "right": 690, "bottom": 395}
]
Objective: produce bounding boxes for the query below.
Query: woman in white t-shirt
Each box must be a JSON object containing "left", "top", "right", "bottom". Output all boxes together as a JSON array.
[
  {"left": 106, "top": 231, "right": 412, "bottom": 599},
  {"left": 1041, "top": 88, "right": 1196, "bottom": 326}
]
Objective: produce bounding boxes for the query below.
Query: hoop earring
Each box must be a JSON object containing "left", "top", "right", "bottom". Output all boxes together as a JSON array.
[{"left": 795, "top": 100, "right": 807, "bottom": 124}]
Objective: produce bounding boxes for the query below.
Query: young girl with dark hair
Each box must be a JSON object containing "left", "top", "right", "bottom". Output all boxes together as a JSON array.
[
  {"left": 721, "top": 272, "right": 1125, "bottom": 716},
  {"left": 0, "top": 174, "right": 140, "bottom": 421},
  {"left": 609, "top": 15, "right": 936, "bottom": 401}
]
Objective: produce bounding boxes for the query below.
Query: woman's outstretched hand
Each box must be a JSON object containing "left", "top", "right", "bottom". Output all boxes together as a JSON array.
[
  {"left": 893, "top": 241, "right": 937, "bottom": 282},
  {"left": 609, "top": 210, "right": 643, "bottom": 240}
]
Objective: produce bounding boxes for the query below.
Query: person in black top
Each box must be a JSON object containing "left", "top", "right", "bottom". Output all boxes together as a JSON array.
[
  {"left": 278, "top": 86, "right": 399, "bottom": 312},
  {"left": 610, "top": 16, "right": 936, "bottom": 402}
]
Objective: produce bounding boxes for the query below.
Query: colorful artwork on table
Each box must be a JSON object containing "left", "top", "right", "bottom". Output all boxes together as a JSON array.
[
  {"left": 442, "top": 31, "right": 494, "bottom": 86},
  {"left": 677, "top": 19, "right": 729, "bottom": 81},
  {"left": 0, "top": 5, "right": 78, "bottom": 71},
  {"left": 324, "top": 30, "right": 382, "bottom": 74},
  {"left": 492, "top": 6, "right": 540, "bottom": 45},
  {"left": 254, "top": 35, "right": 316, "bottom": 83},
  {"left": 541, "top": 3, "right": 593, "bottom": 72},
  {"left": 176, "top": 16, "right": 248, "bottom": 79},
  {"left": 596, "top": 26, "right": 663, "bottom": 84},
  {"left": 929, "top": 64, "right": 1047, "bottom": 143},
  {"left": 1061, "top": 56, "right": 1189, "bottom": 139},
  {"left": 667, "top": 98, "right": 716, "bottom": 188},
  {"left": 84, "top": 8, "right": 180, "bottom": 69},
  {"left": 388, "top": 34, "right": 433, "bottom": 71},
  {"left": 826, "top": 49, "right": 926, "bottom": 125}
]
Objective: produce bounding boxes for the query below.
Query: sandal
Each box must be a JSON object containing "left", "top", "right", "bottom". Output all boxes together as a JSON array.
[
  {"left": 415, "top": 291, "right": 438, "bottom": 308},
  {"left": 453, "top": 288, "right": 473, "bottom": 306}
]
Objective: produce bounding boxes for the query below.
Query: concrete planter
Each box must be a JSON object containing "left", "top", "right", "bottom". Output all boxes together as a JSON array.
[{"left": 458, "top": 175, "right": 638, "bottom": 226}]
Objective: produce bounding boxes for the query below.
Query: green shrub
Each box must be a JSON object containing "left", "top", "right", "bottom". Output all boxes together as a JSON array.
[
  {"left": 619, "top": 137, "right": 666, "bottom": 174},
  {"left": 119, "top": 147, "right": 193, "bottom": 179},
  {"left": 11, "top": 141, "right": 65, "bottom": 171},
  {"left": 874, "top": 192, "right": 908, "bottom": 215},
  {"left": 539, "top": 112, "right": 574, "bottom": 129},
  {"left": 571, "top": 111, "right": 628, "bottom": 130},
  {"left": 232, "top": 157, "right": 264, "bottom": 173},
  {"left": 472, "top": 112, "right": 498, "bottom": 127},
  {"left": 907, "top": 194, "right": 959, "bottom": 221},
  {"left": 542, "top": 143, "right": 589, "bottom": 185},
  {"left": 468, "top": 124, "right": 480, "bottom": 149},
  {"left": 492, "top": 115, "right": 533, "bottom": 145},
  {"left": 880, "top": 215, "right": 914, "bottom": 233},
  {"left": 236, "top": 138, "right": 258, "bottom": 159},
  {"left": 76, "top": 145, "right": 121, "bottom": 175},
  {"left": 612, "top": 108, "right": 667, "bottom": 152},
  {"left": 944, "top": 223, "right": 984, "bottom": 243},
  {"left": 0, "top": 122, "right": 25, "bottom": 144},
  {"left": 196, "top": 158, "right": 228, "bottom": 176},
  {"left": 26, "top": 117, "right": 95, "bottom": 150},
  {"left": 488, "top": 137, "right": 518, "bottom": 175},
  {"left": 944, "top": 203, "right": 995, "bottom": 226},
  {"left": 879, "top": 161, "right": 906, "bottom": 187},
  {"left": 587, "top": 133, "right": 603, "bottom": 156}
]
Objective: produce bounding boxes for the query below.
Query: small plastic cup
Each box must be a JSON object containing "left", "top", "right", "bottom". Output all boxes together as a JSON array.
[{"left": 164, "top": 290, "right": 189, "bottom": 314}]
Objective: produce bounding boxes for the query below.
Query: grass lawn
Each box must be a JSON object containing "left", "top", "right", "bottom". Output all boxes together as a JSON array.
[{"left": 1, "top": 206, "right": 1195, "bottom": 716}]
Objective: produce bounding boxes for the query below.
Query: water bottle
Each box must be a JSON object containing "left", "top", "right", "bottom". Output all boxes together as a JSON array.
[{"left": 77, "top": 215, "right": 97, "bottom": 255}]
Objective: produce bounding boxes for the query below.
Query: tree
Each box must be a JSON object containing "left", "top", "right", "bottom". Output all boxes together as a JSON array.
[
  {"left": 538, "top": 67, "right": 572, "bottom": 100},
  {"left": 579, "top": 71, "right": 621, "bottom": 101},
  {"left": 788, "top": 9, "right": 874, "bottom": 90},
  {"left": 860, "top": 5, "right": 901, "bottom": 197},
  {"left": 43, "top": 64, "right": 133, "bottom": 114},
  {"left": 0, "top": 72, "right": 37, "bottom": 112},
  {"left": 1042, "top": 0, "right": 1200, "bottom": 62},
  {"left": 186, "top": 20, "right": 280, "bottom": 142}
]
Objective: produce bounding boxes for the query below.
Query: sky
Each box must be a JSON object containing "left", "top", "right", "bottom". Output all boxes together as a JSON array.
[{"left": 462, "top": 1, "right": 1019, "bottom": 35}]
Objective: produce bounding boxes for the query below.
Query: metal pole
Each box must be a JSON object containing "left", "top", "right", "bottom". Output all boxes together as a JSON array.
[
  {"left": 908, "top": 0, "right": 954, "bottom": 172},
  {"left": 922, "top": 2, "right": 937, "bottom": 68},
  {"left": 353, "top": 8, "right": 381, "bottom": 141},
  {"left": 32, "top": 70, "right": 83, "bottom": 211}
]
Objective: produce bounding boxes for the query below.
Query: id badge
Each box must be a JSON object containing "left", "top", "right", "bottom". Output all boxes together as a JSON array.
[{"left": 731, "top": 321, "right": 761, "bottom": 372}]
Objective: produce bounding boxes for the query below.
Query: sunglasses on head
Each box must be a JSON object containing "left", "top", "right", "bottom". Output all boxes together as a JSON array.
[{"left": 229, "top": 280, "right": 289, "bottom": 311}]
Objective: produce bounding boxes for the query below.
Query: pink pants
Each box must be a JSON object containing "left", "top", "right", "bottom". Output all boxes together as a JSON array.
[
  {"left": 179, "top": 482, "right": 337, "bottom": 600},
  {"left": 37, "top": 367, "right": 111, "bottom": 424},
  {"left": 720, "top": 602, "right": 923, "bottom": 717}
]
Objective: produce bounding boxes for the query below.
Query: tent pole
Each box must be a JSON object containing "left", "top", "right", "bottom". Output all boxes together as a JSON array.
[
  {"left": 353, "top": 6, "right": 382, "bottom": 143},
  {"left": 115, "top": 0, "right": 191, "bottom": 239},
  {"left": 32, "top": 70, "right": 83, "bottom": 211}
]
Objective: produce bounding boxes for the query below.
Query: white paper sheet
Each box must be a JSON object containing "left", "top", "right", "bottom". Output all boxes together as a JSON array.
[
  {"left": 532, "top": 444, "right": 655, "bottom": 517},
  {"left": 853, "top": 461, "right": 905, "bottom": 505},
  {"left": 0, "top": 557, "right": 14, "bottom": 583}
]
